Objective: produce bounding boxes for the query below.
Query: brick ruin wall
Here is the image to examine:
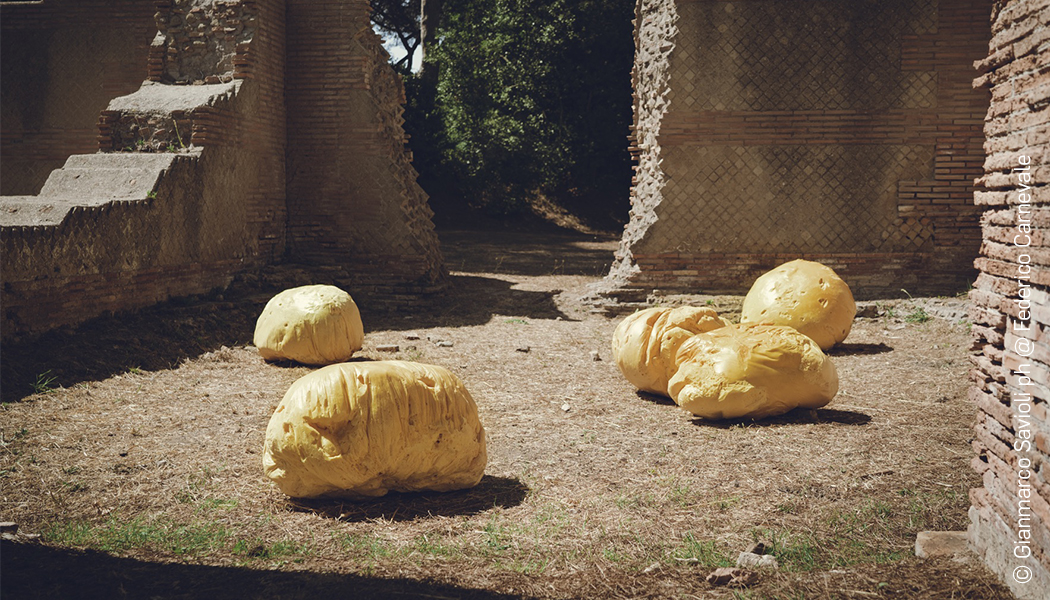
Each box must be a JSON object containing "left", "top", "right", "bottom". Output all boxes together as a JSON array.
[
  {"left": 284, "top": 0, "right": 446, "bottom": 297},
  {"left": 606, "top": 0, "right": 992, "bottom": 300},
  {"left": 2, "top": 0, "right": 446, "bottom": 337},
  {"left": 1, "top": 0, "right": 288, "bottom": 336},
  {"left": 968, "top": 0, "right": 1050, "bottom": 597},
  {"left": 1, "top": 0, "right": 157, "bottom": 195}
]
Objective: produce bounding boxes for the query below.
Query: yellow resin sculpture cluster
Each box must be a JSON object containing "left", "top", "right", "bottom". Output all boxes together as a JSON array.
[
  {"left": 263, "top": 361, "right": 487, "bottom": 499},
  {"left": 668, "top": 324, "right": 839, "bottom": 420},
  {"left": 611, "top": 306, "right": 728, "bottom": 396},
  {"left": 253, "top": 284, "right": 364, "bottom": 366},
  {"left": 740, "top": 259, "right": 856, "bottom": 350},
  {"left": 255, "top": 285, "right": 487, "bottom": 499},
  {"left": 612, "top": 260, "right": 853, "bottom": 420}
]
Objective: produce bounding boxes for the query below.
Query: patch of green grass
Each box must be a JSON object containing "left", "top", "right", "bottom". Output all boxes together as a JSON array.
[
  {"left": 482, "top": 516, "right": 512, "bottom": 554},
  {"left": 905, "top": 307, "right": 931, "bottom": 323},
  {"left": 127, "top": 366, "right": 144, "bottom": 375},
  {"left": 31, "top": 370, "right": 58, "bottom": 394},
  {"left": 712, "top": 495, "right": 741, "bottom": 511},
  {"left": 615, "top": 493, "right": 655, "bottom": 510},
  {"left": 60, "top": 479, "right": 87, "bottom": 493},
  {"left": 669, "top": 481, "right": 694, "bottom": 507},
  {"left": 765, "top": 529, "right": 821, "bottom": 571},
  {"left": 44, "top": 516, "right": 229, "bottom": 557},
  {"left": 199, "top": 497, "right": 238, "bottom": 511},
  {"left": 504, "top": 318, "right": 529, "bottom": 325},
  {"left": 412, "top": 533, "right": 459, "bottom": 558},
  {"left": 334, "top": 532, "right": 394, "bottom": 561},
  {"left": 672, "top": 533, "right": 733, "bottom": 568},
  {"left": 232, "top": 537, "right": 309, "bottom": 560},
  {"left": 508, "top": 557, "right": 549, "bottom": 574}
]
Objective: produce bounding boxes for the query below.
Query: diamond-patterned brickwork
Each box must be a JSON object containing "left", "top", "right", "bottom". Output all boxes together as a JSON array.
[
  {"left": 646, "top": 145, "right": 936, "bottom": 253},
  {"left": 668, "top": 0, "right": 938, "bottom": 112}
]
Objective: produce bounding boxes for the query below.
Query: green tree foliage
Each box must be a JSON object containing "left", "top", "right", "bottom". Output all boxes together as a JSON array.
[{"left": 411, "top": 0, "right": 634, "bottom": 222}]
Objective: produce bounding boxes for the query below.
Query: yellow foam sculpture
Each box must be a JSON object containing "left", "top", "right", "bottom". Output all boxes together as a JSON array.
[
  {"left": 611, "top": 306, "right": 728, "bottom": 396},
  {"left": 739, "top": 259, "right": 856, "bottom": 350},
  {"left": 263, "top": 360, "right": 487, "bottom": 498},
  {"left": 668, "top": 324, "right": 838, "bottom": 420},
  {"left": 254, "top": 285, "right": 364, "bottom": 365}
]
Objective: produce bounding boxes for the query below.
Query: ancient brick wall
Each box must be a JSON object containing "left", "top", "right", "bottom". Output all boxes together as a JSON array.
[
  {"left": 284, "top": 0, "right": 447, "bottom": 295},
  {"left": 606, "top": 0, "right": 992, "bottom": 299},
  {"left": 0, "top": 0, "right": 157, "bottom": 195},
  {"left": 2, "top": 0, "right": 447, "bottom": 337},
  {"left": 968, "top": 0, "right": 1050, "bottom": 596},
  {"left": 1, "top": 0, "right": 288, "bottom": 336}
]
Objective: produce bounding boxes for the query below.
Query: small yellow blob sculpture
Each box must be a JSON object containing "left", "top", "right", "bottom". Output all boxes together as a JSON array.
[
  {"left": 254, "top": 284, "right": 364, "bottom": 365},
  {"left": 611, "top": 306, "right": 728, "bottom": 396},
  {"left": 263, "top": 360, "right": 487, "bottom": 499},
  {"left": 668, "top": 324, "right": 838, "bottom": 420},
  {"left": 740, "top": 259, "right": 856, "bottom": 350}
]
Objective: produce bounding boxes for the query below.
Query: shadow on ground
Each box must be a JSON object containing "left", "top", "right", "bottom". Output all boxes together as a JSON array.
[
  {"left": 826, "top": 342, "right": 894, "bottom": 356},
  {"left": 634, "top": 390, "right": 677, "bottom": 406},
  {"left": 0, "top": 540, "right": 530, "bottom": 600},
  {"left": 2, "top": 225, "right": 614, "bottom": 402},
  {"left": 438, "top": 228, "right": 616, "bottom": 277},
  {"left": 286, "top": 475, "right": 529, "bottom": 523},
  {"left": 691, "top": 408, "right": 872, "bottom": 428}
]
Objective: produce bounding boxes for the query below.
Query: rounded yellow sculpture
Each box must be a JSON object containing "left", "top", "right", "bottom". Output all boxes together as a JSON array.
[
  {"left": 611, "top": 306, "right": 728, "bottom": 396},
  {"left": 254, "top": 285, "right": 364, "bottom": 365},
  {"left": 740, "top": 260, "right": 856, "bottom": 350},
  {"left": 668, "top": 324, "right": 838, "bottom": 420},
  {"left": 263, "top": 360, "right": 487, "bottom": 498}
]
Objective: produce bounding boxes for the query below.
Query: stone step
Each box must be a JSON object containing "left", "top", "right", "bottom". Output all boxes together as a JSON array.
[
  {"left": 1, "top": 151, "right": 191, "bottom": 229},
  {"left": 60, "top": 152, "right": 177, "bottom": 171},
  {"left": 0, "top": 195, "right": 144, "bottom": 227},
  {"left": 39, "top": 153, "right": 177, "bottom": 199}
]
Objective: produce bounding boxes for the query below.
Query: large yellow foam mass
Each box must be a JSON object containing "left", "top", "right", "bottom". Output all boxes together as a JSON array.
[
  {"left": 263, "top": 361, "right": 487, "bottom": 498},
  {"left": 740, "top": 260, "right": 856, "bottom": 350},
  {"left": 668, "top": 324, "right": 838, "bottom": 420},
  {"left": 611, "top": 306, "right": 728, "bottom": 396},
  {"left": 254, "top": 285, "right": 364, "bottom": 365}
]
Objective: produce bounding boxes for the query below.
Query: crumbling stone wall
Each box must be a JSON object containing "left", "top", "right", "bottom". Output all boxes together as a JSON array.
[
  {"left": 0, "top": 0, "right": 157, "bottom": 195},
  {"left": 284, "top": 0, "right": 446, "bottom": 296},
  {"left": 2, "top": 0, "right": 445, "bottom": 337},
  {"left": 968, "top": 1, "right": 1050, "bottom": 596},
  {"left": 606, "top": 0, "right": 992, "bottom": 300},
  {"left": 1, "top": 0, "right": 288, "bottom": 336}
]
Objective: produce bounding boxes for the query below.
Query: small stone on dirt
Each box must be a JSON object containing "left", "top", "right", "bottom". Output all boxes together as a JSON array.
[
  {"left": 855, "top": 304, "right": 880, "bottom": 318},
  {"left": 747, "top": 541, "right": 770, "bottom": 555},
  {"left": 915, "top": 530, "right": 971, "bottom": 561},
  {"left": 590, "top": 350, "right": 601, "bottom": 361},
  {"left": 736, "top": 552, "right": 778, "bottom": 569},
  {"left": 435, "top": 341, "right": 454, "bottom": 348},
  {"left": 561, "top": 402, "right": 571, "bottom": 412},
  {"left": 376, "top": 344, "right": 399, "bottom": 352},
  {"left": 706, "top": 567, "right": 757, "bottom": 587},
  {"left": 516, "top": 346, "right": 531, "bottom": 353},
  {"left": 405, "top": 333, "right": 420, "bottom": 340}
]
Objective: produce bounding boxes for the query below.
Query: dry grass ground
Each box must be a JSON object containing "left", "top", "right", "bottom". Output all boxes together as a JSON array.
[{"left": 0, "top": 226, "right": 1014, "bottom": 599}]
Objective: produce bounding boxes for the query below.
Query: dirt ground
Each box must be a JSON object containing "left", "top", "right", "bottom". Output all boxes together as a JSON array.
[{"left": 0, "top": 225, "right": 1015, "bottom": 599}]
